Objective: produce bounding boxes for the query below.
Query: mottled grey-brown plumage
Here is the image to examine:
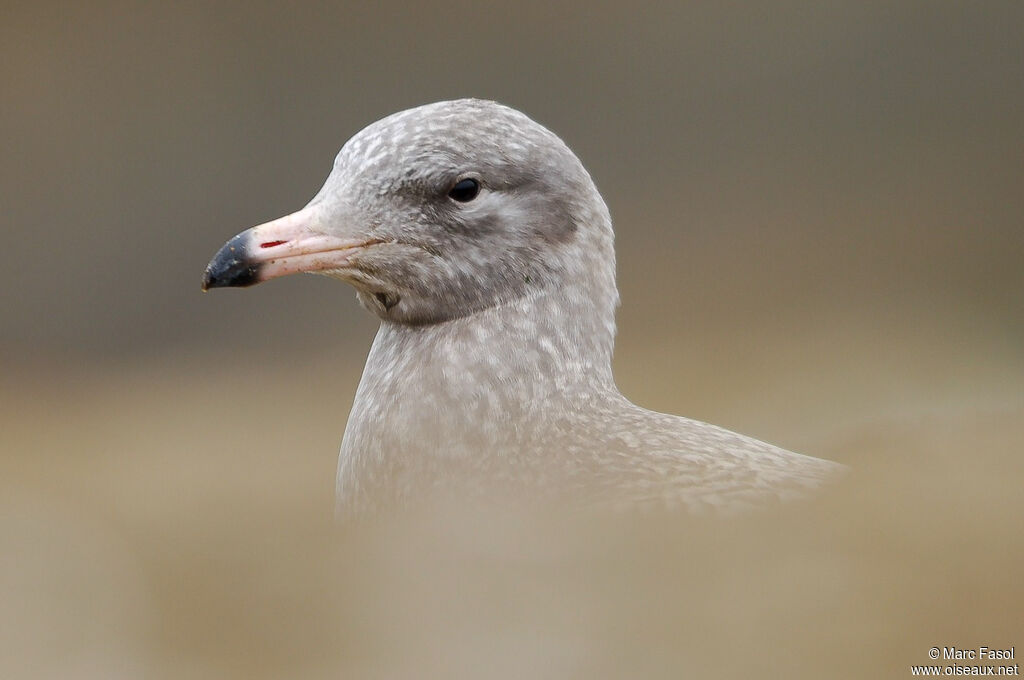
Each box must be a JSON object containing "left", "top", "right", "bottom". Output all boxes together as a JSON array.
[{"left": 203, "top": 98, "right": 845, "bottom": 516}]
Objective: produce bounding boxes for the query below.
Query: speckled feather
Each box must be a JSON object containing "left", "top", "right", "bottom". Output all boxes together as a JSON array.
[{"left": 285, "top": 99, "right": 843, "bottom": 515}]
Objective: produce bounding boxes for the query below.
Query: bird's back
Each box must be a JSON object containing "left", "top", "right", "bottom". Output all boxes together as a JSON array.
[{"left": 540, "top": 390, "right": 845, "bottom": 513}]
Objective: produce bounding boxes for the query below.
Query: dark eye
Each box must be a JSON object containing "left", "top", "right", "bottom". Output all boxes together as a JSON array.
[{"left": 448, "top": 177, "right": 480, "bottom": 202}]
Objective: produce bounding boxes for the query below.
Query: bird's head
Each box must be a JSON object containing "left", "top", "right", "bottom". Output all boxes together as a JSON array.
[{"left": 202, "top": 99, "right": 616, "bottom": 325}]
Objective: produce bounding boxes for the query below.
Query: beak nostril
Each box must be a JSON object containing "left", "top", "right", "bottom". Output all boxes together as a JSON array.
[{"left": 260, "top": 240, "right": 288, "bottom": 249}]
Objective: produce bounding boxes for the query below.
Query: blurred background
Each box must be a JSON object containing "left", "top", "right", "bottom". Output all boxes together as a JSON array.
[{"left": 2, "top": 1, "right": 1022, "bottom": 678}]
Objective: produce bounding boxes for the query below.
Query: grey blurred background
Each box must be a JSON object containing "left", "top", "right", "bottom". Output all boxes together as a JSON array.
[{"left": 2, "top": 2, "right": 1022, "bottom": 678}]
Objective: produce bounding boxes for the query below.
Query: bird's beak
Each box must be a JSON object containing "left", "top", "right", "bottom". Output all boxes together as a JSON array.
[{"left": 202, "top": 206, "right": 378, "bottom": 291}]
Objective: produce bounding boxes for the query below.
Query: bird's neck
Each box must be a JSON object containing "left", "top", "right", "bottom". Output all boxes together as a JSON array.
[
  {"left": 337, "top": 281, "right": 620, "bottom": 508},
  {"left": 365, "top": 281, "right": 618, "bottom": 398}
]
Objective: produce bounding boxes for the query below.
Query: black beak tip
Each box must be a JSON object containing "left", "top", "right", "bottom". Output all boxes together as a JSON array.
[{"left": 201, "top": 234, "right": 263, "bottom": 291}]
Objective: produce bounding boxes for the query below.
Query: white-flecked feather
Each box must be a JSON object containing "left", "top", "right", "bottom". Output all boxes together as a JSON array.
[{"left": 221, "top": 98, "right": 845, "bottom": 514}]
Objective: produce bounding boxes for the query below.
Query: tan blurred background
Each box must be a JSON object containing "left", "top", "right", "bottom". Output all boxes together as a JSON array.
[{"left": 2, "top": 1, "right": 1022, "bottom": 678}]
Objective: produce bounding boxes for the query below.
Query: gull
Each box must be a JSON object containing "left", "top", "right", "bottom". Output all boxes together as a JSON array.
[{"left": 203, "top": 99, "right": 844, "bottom": 515}]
